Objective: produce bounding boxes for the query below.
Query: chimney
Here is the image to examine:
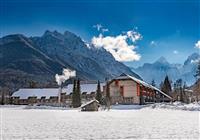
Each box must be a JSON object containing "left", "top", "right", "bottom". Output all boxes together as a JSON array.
[{"left": 58, "top": 86, "right": 62, "bottom": 104}]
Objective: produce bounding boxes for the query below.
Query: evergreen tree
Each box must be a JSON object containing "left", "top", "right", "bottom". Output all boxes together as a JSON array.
[
  {"left": 29, "top": 80, "right": 37, "bottom": 88},
  {"left": 173, "top": 82, "right": 177, "bottom": 92},
  {"left": 161, "top": 76, "right": 172, "bottom": 95},
  {"left": 95, "top": 80, "right": 102, "bottom": 104},
  {"left": 151, "top": 80, "right": 156, "bottom": 87},
  {"left": 159, "top": 82, "right": 164, "bottom": 90},
  {"left": 72, "top": 79, "right": 81, "bottom": 108},
  {"left": 72, "top": 79, "right": 77, "bottom": 107},
  {"left": 76, "top": 79, "right": 81, "bottom": 107},
  {"left": 176, "top": 79, "right": 183, "bottom": 102},
  {"left": 151, "top": 80, "right": 156, "bottom": 102},
  {"left": 1, "top": 92, "right": 4, "bottom": 105}
]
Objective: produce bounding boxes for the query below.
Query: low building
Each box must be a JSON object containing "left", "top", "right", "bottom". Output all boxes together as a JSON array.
[
  {"left": 11, "top": 83, "right": 105, "bottom": 106},
  {"left": 81, "top": 99, "right": 99, "bottom": 111},
  {"left": 105, "top": 74, "right": 172, "bottom": 105},
  {"left": 11, "top": 88, "right": 64, "bottom": 105},
  {"left": 11, "top": 75, "right": 172, "bottom": 106}
]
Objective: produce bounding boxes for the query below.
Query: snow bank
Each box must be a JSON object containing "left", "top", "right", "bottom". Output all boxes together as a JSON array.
[
  {"left": 2, "top": 101, "right": 200, "bottom": 111},
  {"left": 0, "top": 105, "right": 73, "bottom": 110},
  {"left": 110, "top": 102, "right": 200, "bottom": 111},
  {"left": 111, "top": 104, "right": 147, "bottom": 110},
  {"left": 1, "top": 106, "right": 199, "bottom": 139},
  {"left": 148, "top": 102, "right": 200, "bottom": 111},
  {"left": 24, "top": 105, "right": 73, "bottom": 110}
]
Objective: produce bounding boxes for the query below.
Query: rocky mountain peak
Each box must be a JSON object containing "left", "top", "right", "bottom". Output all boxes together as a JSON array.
[
  {"left": 134, "top": 53, "right": 198, "bottom": 86},
  {"left": 184, "top": 52, "right": 200, "bottom": 65},
  {"left": 42, "top": 30, "right": 65, "bottom": 40},
  {"left": 0, "top": 30, "right": 141, "bottom": 91},
  {"left": 1, "top": 34, "right": 34, "bottom": 47},
  {"left": 155, "top": 56, "right": 169, "bottom": 64}
]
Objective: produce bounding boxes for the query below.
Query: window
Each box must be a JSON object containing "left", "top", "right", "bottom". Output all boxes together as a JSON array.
[{"left": 120, "top": 86, "right": 124, "bottom": 96}]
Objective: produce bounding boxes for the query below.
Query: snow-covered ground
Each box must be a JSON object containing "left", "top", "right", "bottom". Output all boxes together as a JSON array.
[{"left": 0, "top": 103, "right": 199, "bottom": 139}]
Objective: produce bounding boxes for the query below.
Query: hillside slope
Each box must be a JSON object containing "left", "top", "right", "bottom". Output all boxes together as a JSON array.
[{"left": 0, "top": 30, "right": 141, "bottom": 92}]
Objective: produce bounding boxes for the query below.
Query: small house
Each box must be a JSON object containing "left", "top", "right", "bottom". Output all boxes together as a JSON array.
[{"left": 81, "top": 99, "right": 99, "bottom": 111}]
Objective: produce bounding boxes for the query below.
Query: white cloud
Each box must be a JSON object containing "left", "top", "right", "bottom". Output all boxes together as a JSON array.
[
  {"left": 195, "top": 40, "right": 200, "bottom": 49},
  {"left": 93, "top": 24, "right": 109, "bottom": 33},
  {"left": 91, "top": 30, "right": 142, "bottom": 62},
  {"left": 93, "top": 24, "right": 103, "bottom": 31},
  {"left": 102, "top": 28, "right": 109, "bottom": 33},
  {"left": 126, "top": 30, "right": 142, "bottom": 42},
  {"left": 173, "top": 50, "right": 178, "bottom": 54}
]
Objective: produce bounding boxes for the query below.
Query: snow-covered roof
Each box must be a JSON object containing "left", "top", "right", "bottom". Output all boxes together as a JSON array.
[
  {"left": 113, "top": 74, "right": 172, "bottom": 99},
  {"left": 12, "top": 88, "right": 63, "bottom": 99},
  {"left": 81, "top": 99, "right": 99, "bottom": 108},
  {"left": 65, "top": 83, "right": 105, "bottom": 95},
  {"left": 12, "top": 83, "right": 105, "bottom": 99}
]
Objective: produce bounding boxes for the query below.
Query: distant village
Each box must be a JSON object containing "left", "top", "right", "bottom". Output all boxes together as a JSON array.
[{"left": 1, "top": 66, "right": 199, "bottom": 111}]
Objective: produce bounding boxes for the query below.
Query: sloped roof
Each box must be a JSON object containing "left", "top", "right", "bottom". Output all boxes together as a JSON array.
[
  {"left": 12, "top": 88, "right": 62, "bottom": 99},
  {"left": 65, "top": 83, "right": 105, "bottom": 94},
  {"left": 12, "top": 83, "right": 106, "bottom": 99},
  {"left": 81, "top": 99, "right": 99, "bottom": 108},
  {"left": 113, "top": 74, "right": 172, "bottom": 99}
]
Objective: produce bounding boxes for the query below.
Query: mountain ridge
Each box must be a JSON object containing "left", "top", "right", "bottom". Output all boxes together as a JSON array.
[
  {"left": 133, "top": 53, "right": 199, "bottom": 86},
  {"left": 0, "top": 30, "right": 141, "bottom": 92}
]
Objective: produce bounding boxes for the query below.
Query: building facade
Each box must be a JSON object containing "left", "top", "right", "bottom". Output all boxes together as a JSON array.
[
  {"left": 11, "top": 74, "right": 172, "bottom": 106},
  {"left": 81, "top": 99, "right": 99, "bottom": 111},
  {"left": 11, "top": 83, "right": 105, "bottom": 106},
  {"left": 105, "top": 74, "right": 172, "bottom": 105}
]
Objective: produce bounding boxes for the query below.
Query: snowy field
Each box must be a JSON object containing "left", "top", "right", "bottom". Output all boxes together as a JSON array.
[{"left": 0, "top": 103, "right": 200, "bottom": 140}]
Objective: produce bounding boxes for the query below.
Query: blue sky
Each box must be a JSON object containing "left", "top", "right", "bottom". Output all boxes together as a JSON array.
[{"left": 1, "top": 0, "right": 200, "bottom": 67}]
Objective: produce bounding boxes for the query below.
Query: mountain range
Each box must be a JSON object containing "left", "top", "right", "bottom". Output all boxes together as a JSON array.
[
  {"left": 133, "top": 53, "right": 199, "bottom": 86},
  {"left": 0, "top": 30, "right": 141, "bottom": 92},
  {"left": 0, "top": 30, "right": 198, "bottom": 92}
]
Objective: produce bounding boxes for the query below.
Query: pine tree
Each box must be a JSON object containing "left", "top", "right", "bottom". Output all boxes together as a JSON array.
[
  {"left": 151, "top": 80, "right": 156, "bottom": 102},
  {"left": 1, "top": 92, "right": 4, "bottom": 105},
  {"left": 95, "top": 80, "right": 102, "bottom": 104},
  {"left": 76, "top": 79, "right": 81, "bottom": 107},
  {"left": 161, "top": 76, "right": 172, "bottom": 95},
  {"left": 29, "top": 80, "right": 37, "bottom": 88},
  {"left": 72, "top": 79, "right": 77, "bottom": 107},
  {"left": 160, "top": 81, "right": 164, "bottom": 90},
  {"left": 176, "top": 79, "right": 183, "bottom": 102},
  {"left": 72, "top": 79, "right": 81, "bottom": 108},
  {"left": 151, "top": 80, "right": 156, "bottom": 87}
]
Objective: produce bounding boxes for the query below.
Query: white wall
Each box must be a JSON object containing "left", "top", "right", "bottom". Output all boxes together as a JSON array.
[{"left": 109, "top": 79, "right": 140, "bottom": 104}]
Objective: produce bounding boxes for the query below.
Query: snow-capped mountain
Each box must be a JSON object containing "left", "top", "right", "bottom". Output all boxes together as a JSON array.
[
  {"left": 0, "top": 30, "right": 141, "bottom": 91},
  {"left": 180, "top": 53, "right": 200, "bottom": 85},
  {"left": 133, "top": 53, "right": 200, "bottom": 86}
]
